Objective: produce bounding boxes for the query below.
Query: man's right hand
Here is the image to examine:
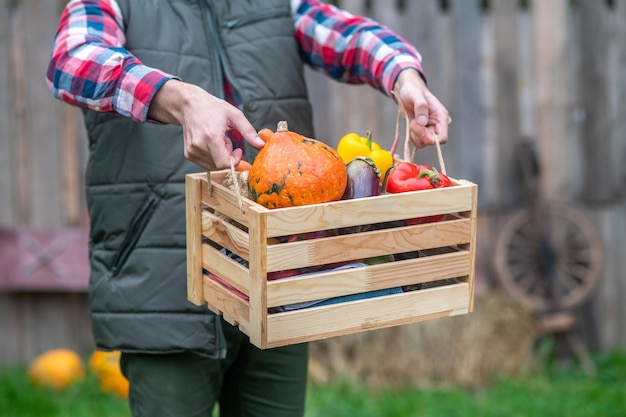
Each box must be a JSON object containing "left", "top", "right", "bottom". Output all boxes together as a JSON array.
[{"left": 148, "top": 80, "right": 265, "bottom": 170}]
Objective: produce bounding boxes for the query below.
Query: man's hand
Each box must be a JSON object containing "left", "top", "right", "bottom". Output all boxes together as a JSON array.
[
  {"left": 392, "top": 69, "right": 451, "bottom": 149},
  {"left": 148, "top": 80, "right": 265, "bottom": 170}
]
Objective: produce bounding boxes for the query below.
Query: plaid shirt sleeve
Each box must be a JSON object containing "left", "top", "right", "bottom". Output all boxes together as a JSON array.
[
  {"left": 45, "top": 0, "right": 174, "bottom": 123},
  {"left": 292, "top": 0, "right": 424, "bottom": 97}
]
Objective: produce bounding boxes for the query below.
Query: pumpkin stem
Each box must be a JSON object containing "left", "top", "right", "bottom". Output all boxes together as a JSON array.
[{"left": 277, "top": 121, "right": 289, "bottom": 132}]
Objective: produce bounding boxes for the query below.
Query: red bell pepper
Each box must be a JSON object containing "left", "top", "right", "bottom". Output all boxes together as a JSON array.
[
  {"left": 384, "top": 162, "right": 434, "bottom": 193},
  {"left": 384, "top": 162, "right": 452, "bottom": 224}
]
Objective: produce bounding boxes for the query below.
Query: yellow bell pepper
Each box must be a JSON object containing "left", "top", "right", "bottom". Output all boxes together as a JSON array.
[{"left": 336, "top": 131, "right": 394, "bottom": 178}]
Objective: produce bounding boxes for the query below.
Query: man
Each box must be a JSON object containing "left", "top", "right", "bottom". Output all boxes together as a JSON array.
[{"left": 46, "top": 1, "right": 450, "bottom": 416}]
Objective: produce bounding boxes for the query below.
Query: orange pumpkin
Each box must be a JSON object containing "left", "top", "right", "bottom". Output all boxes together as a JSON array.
[
  {"left": 88, "top": 350, "right": 129, "bottom": 399},
  {"left": 28, "top": 349, "right": 85, "bottom": 390},
  {"left": 99, "top": 369, "right": 130, "bottom": 399},
  {"left": 248, "top": 121, "right": 347, "bottom": 208}
]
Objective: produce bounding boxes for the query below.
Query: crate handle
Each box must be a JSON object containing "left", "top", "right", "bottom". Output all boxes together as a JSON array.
[
  {"left": 390, "top": 91, "right": 447, "bottom": 176},
  {"left": 228, "top": 157, "right": 246, "bottom": 215},
  {"left": 432, "top": 132, "right": 447, "bottom": 176}
]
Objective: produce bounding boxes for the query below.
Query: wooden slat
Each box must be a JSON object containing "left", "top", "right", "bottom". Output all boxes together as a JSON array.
[
  {"left": 203, "top": 277, "right": 250, "bottom": 330},
  {"left": 202, "top": 211, "right": 250, "bottom": 259},
  {"left": 263, "top": 183, "right": 475, "bottom": 237},
  {"left": 265, "top": 218, "right": 472, "bottom": 271},
  {"left": 266, "top": 251, "right": 471, "bottom": 307},
  {"left": 205, "top": 171, "right": 258, "bottom": 227},
  {"left": 202, "top": 243, "right": 250, "bottom": 297},
  {"left": 264, "top": 283, "right": 470, "bottom": 348}
]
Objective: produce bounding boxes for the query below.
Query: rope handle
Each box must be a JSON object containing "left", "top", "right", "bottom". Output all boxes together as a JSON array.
[
  {"left": 390, "top": 91, "right": 447, "bottom": 176},
  {"left": 228, "top": 157, "right": 246, "bottom": 214},
  {"left": 207, "top": 156, "right": 246, "bottom": 215}
]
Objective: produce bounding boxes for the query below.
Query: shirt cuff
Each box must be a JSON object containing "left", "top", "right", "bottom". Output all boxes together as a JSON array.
[
  {"left": 117, "top": 65, "right": 177, "bottom": 123},
  {"left": 382, "top": 54, "right": 426, "bottom": 98}
]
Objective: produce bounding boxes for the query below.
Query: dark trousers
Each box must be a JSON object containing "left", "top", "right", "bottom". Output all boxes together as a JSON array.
[{"left": 120, "top": 320, "right": 309, "bottom": 417}]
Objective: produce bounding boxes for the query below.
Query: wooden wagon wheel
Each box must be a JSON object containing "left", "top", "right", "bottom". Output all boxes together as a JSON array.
[{"left": 493, "top": 201, "right": 604, "bottom": 313}]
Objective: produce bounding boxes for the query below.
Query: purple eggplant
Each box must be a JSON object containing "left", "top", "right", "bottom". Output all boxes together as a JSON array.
[{"left": 341, "top": 156, "right": 381, "bottom": 200}]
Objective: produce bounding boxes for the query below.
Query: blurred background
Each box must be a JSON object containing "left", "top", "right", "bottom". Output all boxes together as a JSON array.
[{"left": 1, "top": 0, "right": 625, "bottom": 401}]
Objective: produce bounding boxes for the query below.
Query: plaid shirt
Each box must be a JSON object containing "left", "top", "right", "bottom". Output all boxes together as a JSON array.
[{"left": 46, "top": 0, "right": 423, "bottom": 124}]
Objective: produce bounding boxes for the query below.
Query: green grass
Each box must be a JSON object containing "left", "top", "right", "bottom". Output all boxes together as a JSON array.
[
  {"left": 0, "top": 371, "right": 129, "bottom": 417},
  {"left": 306, "top": 350, "right": 626, "bottom": 417},
  {"left": 2, "top": 350, "right": 625, "bottom": 417}
]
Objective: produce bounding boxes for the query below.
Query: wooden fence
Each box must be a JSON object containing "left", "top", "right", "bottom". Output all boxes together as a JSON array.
[{"left": 1, "top": 0, "right": 625, "bottom": 365}]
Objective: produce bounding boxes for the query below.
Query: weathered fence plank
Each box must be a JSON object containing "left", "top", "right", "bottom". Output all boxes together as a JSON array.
[
  {"left": 449, "top": 0, "right": 485, "bottom": 200},
  {"left": 579, "top": 0, "right": 613, "bottom": 203},
  {"left": 403, "top": 0, "right": 453, "bottom": 173},
  {"left": 532, "top": 0, "right": 576, "bottom": 199},
  {"left": 0, "top": 0, "right": 15, "bottom": 225},
  {"left": 10, "top": 6, "right": 31, "bottom": 225},
  {"left": 16, "top": 293, "right": 93, "bottom": 361},
  {"left": 60, "top": 105, "right": 85, "bottom": 226},
  {"left": 24, "top": 0, "right": 65, "bottom": 227},
  {"left": 610, "top": 0, "right": 626, "bottom": 190},
  {"left": 492, "top": 0, "right": 522, "bottom": 207},
  {"left": 593, "top": 202, "right": 626, "bottom": 349}
]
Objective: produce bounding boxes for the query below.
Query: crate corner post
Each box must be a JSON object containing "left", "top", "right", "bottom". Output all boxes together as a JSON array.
[
  {"left": 247, "top": 206, "right": 269, "bottom": 348},
  {"left": 186, "top": 173, "right": 206, "bottom": 306},
  {"left": 467, "top": 181, "right": 479, "bottom": 312}
]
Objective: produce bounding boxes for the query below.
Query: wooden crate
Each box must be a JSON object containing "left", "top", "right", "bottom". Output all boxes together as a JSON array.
[{"left": 186, "top": 171, "right": 477, "bottom": 349}]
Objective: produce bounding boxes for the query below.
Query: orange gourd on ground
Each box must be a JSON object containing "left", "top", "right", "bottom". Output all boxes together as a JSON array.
[
  {"left": 28, "top": 349, "right": 85, "bottom": 390},
  {"left": 248, "top": 121, "right": 347, "bottom": 208},
  {"left": 88, "top": 350, "right": 129, "bottom": 399}
]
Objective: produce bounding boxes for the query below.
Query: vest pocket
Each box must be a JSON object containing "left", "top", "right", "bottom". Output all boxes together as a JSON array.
[{"left": 111, "top": 196, "right": 159, "bottom": 277}]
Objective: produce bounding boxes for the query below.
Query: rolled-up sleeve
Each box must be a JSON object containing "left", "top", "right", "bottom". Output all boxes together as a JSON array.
[
  {"left": 292, "top": 0, "right": 425, "bottom": 96},
  {"left": 46, "top": 0, "right": 174, "bottom": 122}
]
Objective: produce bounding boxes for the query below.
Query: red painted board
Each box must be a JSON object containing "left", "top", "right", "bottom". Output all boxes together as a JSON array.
[{"left": 0, "top": 228, "right": 89, "bottom": 292}]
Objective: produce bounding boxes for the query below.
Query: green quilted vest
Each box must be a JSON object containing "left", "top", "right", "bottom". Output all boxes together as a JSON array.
[{"left": 82, "top": 0, "right": 314, "bottom": 357}]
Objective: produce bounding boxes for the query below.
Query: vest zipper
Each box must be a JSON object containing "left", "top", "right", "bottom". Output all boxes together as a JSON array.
[
  {"left": 111, "top": 196, "right": 158, "bottom": 276},
  {"left": 206, "top": 1, "right": 224, "bottom": 99},
  {"left": 204, "top": 2, "right": 242, "bottom": 100},
  {"left": 223, "top": 7, "right": 291, "bottom": 30}
]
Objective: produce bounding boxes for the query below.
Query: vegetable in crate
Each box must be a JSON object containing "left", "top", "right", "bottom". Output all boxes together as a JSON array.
[
  {"left": 339, "top": 156, "right": 381, "bottom": 234},
  {"left": 248, "top": 121, "right": 347, "bottom": 208},
  {"left": 337, "top": 130, "right": 394, "bottom": 178},
  {"left": 384, "top": 161, "right": 450, "bottom": 193},
  {"left": 384, "top": 161, "right": 452, "bottom": 224},
  {"left": 342, "top": 156, "right": 381, "bottom": 200}
]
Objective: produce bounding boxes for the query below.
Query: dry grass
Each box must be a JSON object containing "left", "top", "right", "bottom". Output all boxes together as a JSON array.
[{"left": 308, "top": 291, "right": 536, "bottom": 390}]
